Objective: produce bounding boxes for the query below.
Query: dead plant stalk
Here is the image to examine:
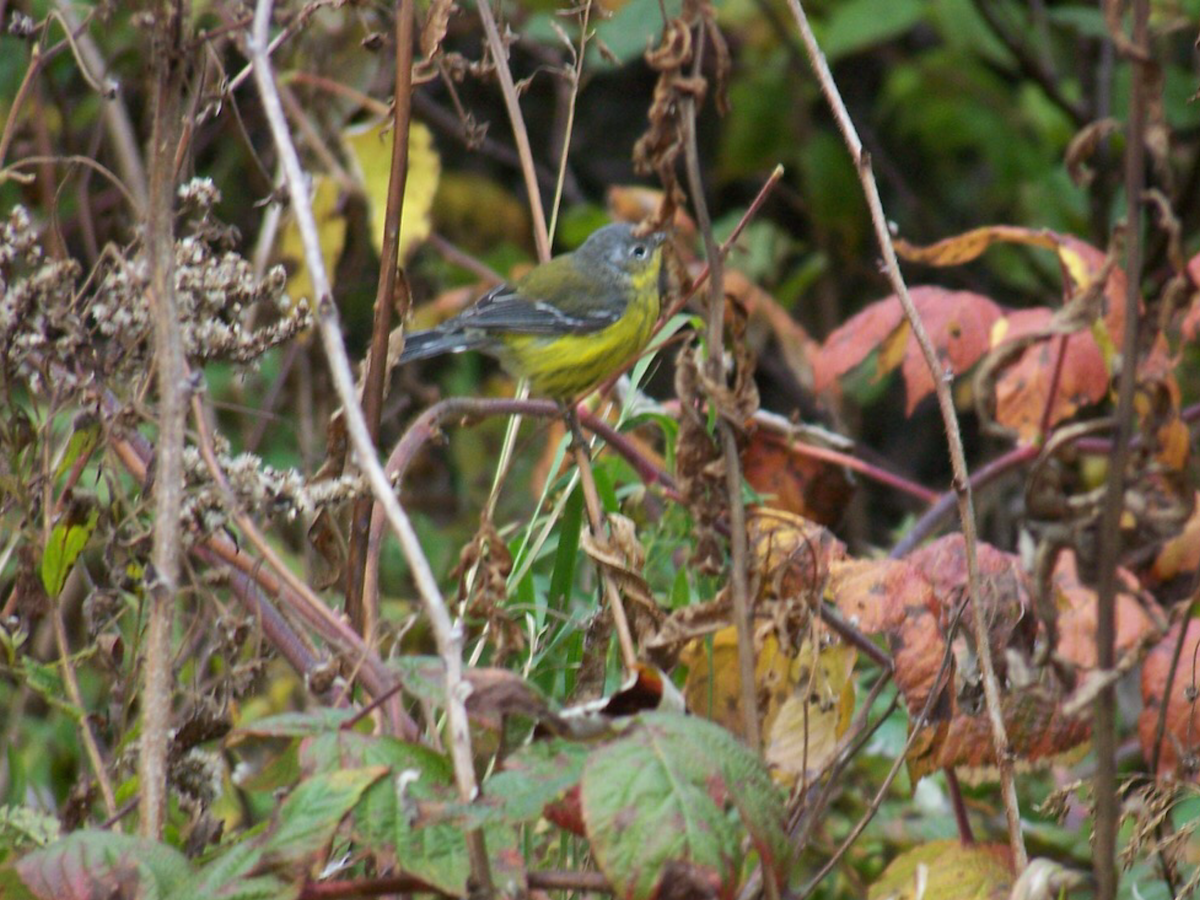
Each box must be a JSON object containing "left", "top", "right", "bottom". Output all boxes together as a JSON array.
[
  {"left": 680, "top": 29, "right": 762, "bottom": 761},
  {"left": 783, "top": 0, "right": 1027, "bottom": 868},
  {"left": 139, "top": 0, "right": 186, "bottom": 840},
  {"left": 247, "top": 2, "right": 493, "bottom": 890}
]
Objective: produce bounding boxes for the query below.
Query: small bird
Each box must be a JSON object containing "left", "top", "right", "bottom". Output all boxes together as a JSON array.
[{"left": 400, "top": 223, "right": 667, "bottom": 399}]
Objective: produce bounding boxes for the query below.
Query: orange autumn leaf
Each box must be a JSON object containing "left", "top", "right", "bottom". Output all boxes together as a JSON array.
[
  {"left": 813, "top": 287, "right": 1002, "bottom": 413},
  {"left": 1051, "top": 550, "right": 1155, "bottom": 670},
  {"left": 990, "top": 309, "right": 1111, "bottom": 442},
  {"left": 1138, "top": 618, "right": 1200, "bottom": 780}
]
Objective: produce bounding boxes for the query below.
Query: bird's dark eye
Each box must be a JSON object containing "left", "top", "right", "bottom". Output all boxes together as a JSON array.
[{"left": 631, "top": 244, "right": 649, "bottom": 260}]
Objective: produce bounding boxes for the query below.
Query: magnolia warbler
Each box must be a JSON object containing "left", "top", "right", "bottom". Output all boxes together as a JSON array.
[{"left": 400, "top": 223, "right": 667, "bottom": 399}]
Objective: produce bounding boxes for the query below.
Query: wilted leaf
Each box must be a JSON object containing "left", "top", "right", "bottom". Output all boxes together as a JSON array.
[
  {"left": 581, "top": 712, "right": 790, "bottom": 900},
  {"left": 749, "top": 508, "right": 847, "bottom": 602}
]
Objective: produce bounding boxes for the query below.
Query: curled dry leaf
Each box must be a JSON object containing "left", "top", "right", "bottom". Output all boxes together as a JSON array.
[{"left": 580, "top": 513, "right": 664, "bottom": 645}]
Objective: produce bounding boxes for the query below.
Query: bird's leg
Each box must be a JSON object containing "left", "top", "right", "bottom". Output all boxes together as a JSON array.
[{"left": 561, "top": 402, "right": 591, "bottom": 460}]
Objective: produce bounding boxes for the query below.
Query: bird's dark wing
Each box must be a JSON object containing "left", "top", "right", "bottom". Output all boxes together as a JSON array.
[{"left": 448, "top": 283, "right": 618, "bottom": 336}]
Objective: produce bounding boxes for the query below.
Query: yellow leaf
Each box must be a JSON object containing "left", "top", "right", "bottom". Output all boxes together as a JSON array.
[
  {"left": 278, "top": 176, "right": 345, "bottom": 306},
  {"left": 764, "top": 641, "right": 856, "bottom": 783},
  {"left": 344, "top": 119, "right": 440, "bottom": 262}
]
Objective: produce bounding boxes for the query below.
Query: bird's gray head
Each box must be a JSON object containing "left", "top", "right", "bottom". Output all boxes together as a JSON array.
[{"left": 574, "top": 223, "right": 666, "bottom": 278}]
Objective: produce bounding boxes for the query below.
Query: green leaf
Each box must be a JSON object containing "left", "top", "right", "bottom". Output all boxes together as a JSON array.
[
  {"left": 261, "top": 766, "right": 387, "bottom": 865},
  {"left": 231, "top": 709, "right": 358, "bottom": 739},
  {"left": 581, "top": 713, "right": 790, "bottom": 900},
  {"left": 40, "top": 505, "right": 99, "bottom": 597},
  {"left": 54, "top": 416, "right": 101, "bottom": 480},
  {"left": 476, "top": 739, "right": 590, "bottom": 826},
  {"left": 819, "top": 0, "right": 925, "bottom": 62},
  {"left": 548, "top": 485, "right": 583, "bottom": 609},
  {"left": 12, "top": 831, "right": 191, "bottom": 900},
  {"left": 167, "top": 840, "right": 288, "bottom": 900}
]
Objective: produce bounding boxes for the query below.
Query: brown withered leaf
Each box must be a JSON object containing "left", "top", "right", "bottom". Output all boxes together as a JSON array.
[
  {"left": 456, "top": 517, "right": 523, "bottom": 662},
  {"left": 307, "top": 509, "right": 346, "bottom": 591},
  {"left": 420, "top": 0, "right": 457, "bottom": 59},
  {"left": 1065, "top": 118, "right": 1121, "bottom": 187},
  {"left": 646, "top": 592, "right": 732, "bottom": 658},
  {"left": 742, "top": 431, "right": 855, "bottom": 526},
  {"left": 908, "top": 684, "right": 1091, "bottom": 784},
  {"left": 749, "top": 509, "right": 846, "bottom": 606}
]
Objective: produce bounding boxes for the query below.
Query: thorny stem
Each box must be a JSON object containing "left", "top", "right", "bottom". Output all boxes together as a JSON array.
[
  {"left": 784, "top": 0, "right": 1027, "bottom": 869},
  {"left": 1093, "top": 2, "right": 1149, "bottom": 896},
  {"left": 247, "top": 4, "right": 493, "bottom": 890},
  {"left": 346, "top": 0, "right": 417, "bottom": 640},
  {"left": 681, "top": 29, "right": 763, "bottom": 760},
  {"left": 140, "top": 0, "right": 186, "bottom": 840}
]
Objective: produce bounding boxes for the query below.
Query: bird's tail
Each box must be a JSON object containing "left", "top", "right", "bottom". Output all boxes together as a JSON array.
[{"left": 398, "top": 327, "right": 489, "bottom": 363}]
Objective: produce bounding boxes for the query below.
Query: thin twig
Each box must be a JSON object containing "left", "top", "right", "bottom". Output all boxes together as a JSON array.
[
  {"left": 102, "top": 414, "right": 403, "bottom": 713},
  {"left": 546, "top": 0, "right": 593, "bottom": 244},
  {"left": 346, "top": 0, "right": 417, "bottom": 639},
  {"left": 51, "top": 604, "right": 118, "bottom": 816},
  {"left": 890, "top": 443, "right": 1040, "bottom": 557},
  {"left": 784, "top": 0, "right": 1026, "bottom": 867},
  {"left": 247, "top": 5, "right": 493, "bottom": 890},
  {"left": 139, "top": 0, "right": 186, "bottom": 839},
  {"left": 1092, "top": 2, "right": 1149, "bottom": 896},
  {"left": 474, "top": 0, "right": 550, "bottom": 261}
]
